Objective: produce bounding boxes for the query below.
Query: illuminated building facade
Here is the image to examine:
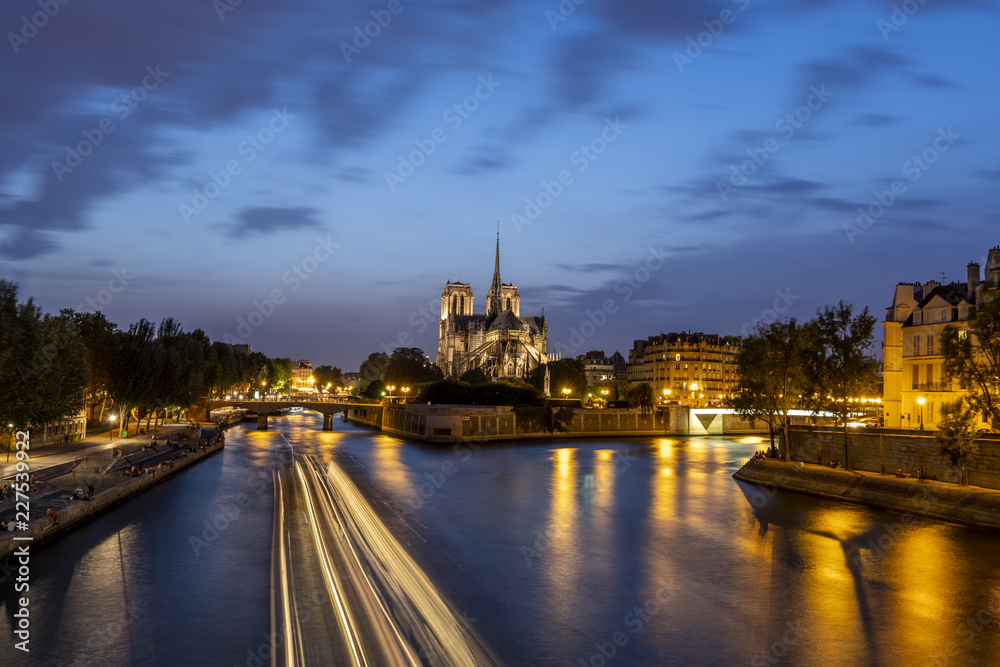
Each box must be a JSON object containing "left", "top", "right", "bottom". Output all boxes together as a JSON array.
[
  {"left": 627, "top": 332, "right": 742, "bottom": 407},
  {"left": 883, "top": 246, "right": 1000, "bottom": 429},
  {"left": 436, "top": 235, "right": 549, "bottom": 380}
]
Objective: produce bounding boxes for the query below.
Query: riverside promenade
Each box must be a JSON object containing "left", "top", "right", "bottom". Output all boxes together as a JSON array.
[
  {"left": 0, "top": 418, "right": 231, "bottom": 559},
  {"left": 734, "top": 457, "right": 1000, "bottom": 531}
]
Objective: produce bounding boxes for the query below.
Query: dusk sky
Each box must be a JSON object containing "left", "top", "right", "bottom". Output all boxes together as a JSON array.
[{"left": 2, "top": 0, "right": 998, "bottom": 370}]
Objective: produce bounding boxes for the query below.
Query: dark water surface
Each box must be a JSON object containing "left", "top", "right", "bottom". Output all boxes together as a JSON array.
[{"left": 3, "top": 411, "right": 999, "bottom": 666}]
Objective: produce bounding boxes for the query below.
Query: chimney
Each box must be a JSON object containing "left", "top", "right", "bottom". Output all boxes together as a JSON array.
[{"left": 968, "top": 262, "right": 981, "bottom": 295}]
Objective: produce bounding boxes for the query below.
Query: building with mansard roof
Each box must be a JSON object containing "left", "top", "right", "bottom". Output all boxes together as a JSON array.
[
  {"left": 627, "top": 332, "right": 742, "bottom": 407},
  {"left": 435, "top": 235, "right": 549, "bottom": 380},
  {"left": 883, "top": 245, "right": 1000, "bottom": 430}
]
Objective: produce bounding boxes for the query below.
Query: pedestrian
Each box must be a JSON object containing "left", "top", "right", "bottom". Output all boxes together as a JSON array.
[
  {"left": 87, "top": 483, "right": 95, "bottom": 500},
  {"left": 46, "top": 507, "right": 59, "bottom": 525}
]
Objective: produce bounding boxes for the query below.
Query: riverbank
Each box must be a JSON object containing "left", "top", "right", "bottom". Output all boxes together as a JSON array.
[
  {"left": 0, "top": 437, "right": 225, "bottom": 559},
  {"left": 345, "top": 404, "right": 768, "bottom": 442},
  {"left": 733, "top": 458, "right": 1000, "bottom": 531}
]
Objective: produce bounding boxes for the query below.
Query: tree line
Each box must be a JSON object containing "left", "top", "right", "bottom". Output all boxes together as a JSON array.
[{"left": 0, "top": 281, "right": 305, "bottom": 438}]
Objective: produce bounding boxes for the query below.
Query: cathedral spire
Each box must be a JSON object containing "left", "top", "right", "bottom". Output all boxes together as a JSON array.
[{"left": 488, "top": 226, "right": 503, "bottom": 316}]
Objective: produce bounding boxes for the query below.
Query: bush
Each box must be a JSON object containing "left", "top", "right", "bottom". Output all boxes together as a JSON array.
[{"left": 414, "top": 380, "right": 543, "bottom": 406}]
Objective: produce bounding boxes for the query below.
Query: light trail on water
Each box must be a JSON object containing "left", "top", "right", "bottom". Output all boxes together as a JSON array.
[{"left": 272, "top": 453, "right": 501, "bottom": 666}]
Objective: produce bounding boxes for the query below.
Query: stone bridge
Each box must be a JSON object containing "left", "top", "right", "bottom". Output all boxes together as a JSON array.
[{"left": 205, "top": 399, "right": 383, "bottom": 430}]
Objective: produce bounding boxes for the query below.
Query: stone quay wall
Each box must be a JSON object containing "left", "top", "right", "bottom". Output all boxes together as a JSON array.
[
  {"left": 0, "top": 440, "right": 224, "bottom": 560},
  {"left": 346, "top": 405, "right": 766, "bottom": 443},
  {"left": 787, "top": 426, "right": 1000, "bottom": 491},
  {"left": 733, "top": 458, "right": 1000, "bottom": 531}
]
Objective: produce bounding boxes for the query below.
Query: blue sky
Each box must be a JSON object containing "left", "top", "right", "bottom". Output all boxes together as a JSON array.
[{"left": 1, "top": 0, "right": 998, "bottom": 370}]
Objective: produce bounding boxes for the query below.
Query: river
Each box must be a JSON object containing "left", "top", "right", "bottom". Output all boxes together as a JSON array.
[{"left": 2, "top": 411, "right": 999, "bottom": 666}]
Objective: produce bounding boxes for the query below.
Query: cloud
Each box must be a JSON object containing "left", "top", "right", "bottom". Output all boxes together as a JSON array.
[
  {"left": 229, "top": 206, "right": 321, "bottom": 237},
  {"left": 851, "top": 113, "right": 900, "bottom": 127}
]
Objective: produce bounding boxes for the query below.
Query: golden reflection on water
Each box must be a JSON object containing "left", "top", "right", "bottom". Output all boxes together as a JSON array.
[
  {"left": 541, "top": 448, "right": 579, "bottom": 623},
  {"left": 368, "top": 435, "right": 417, "bottom": 502}
]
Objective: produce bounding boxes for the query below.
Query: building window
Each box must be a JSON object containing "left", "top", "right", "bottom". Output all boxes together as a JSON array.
[
  {"left": 927, "top": 363, "right": 933, "bottom": 386},
  {"left": 460, "top": 295, "right": 465, "bottom": 312},
  {"left": 506, "top": 297, "right": 511, "bottom": 310},
  {"left": 452, "top": 296, "right": 457, "bottom": 313},
  {"left": 914, "top": 337, "right": 920, "bottom": 356},
  {"left": 927, "top": 335, "right": 934, "bottom": 355},
  {"left": 912, "top": 365, "right": 919, "bottom": 389}
]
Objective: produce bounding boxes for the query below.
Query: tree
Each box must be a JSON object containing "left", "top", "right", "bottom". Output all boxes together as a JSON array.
[
  {"left": 359, "top": 352, "right": 390, "bottom": 386},
  {"left": 942, "top": 297, "right": 1000, "bottom": 430},
  {"left": 527, "top": 358, "right": 587, "bottom": 398},
  {"left": 268, "top": 357, "right": 294, "bottom": 391},
  {"left": 62, "top": 309, "right": 117, "bottom": 421},
  {"left": 624, "top": 382, "right": 655, "bottom": 415},
  {"left": 314, "top": 365, "right": 344, "bottom": 393},
  {"left": 732, "top": 320, "right": 805, "bottom": 460},
  {"left": 383, "top": 347, "right": 441, "bottom": 387},
  {"left": 460, "top": 367, "right": 489, "bottom": 385},
  {"left": 936, "top": 400, "right": 979, "bottom": 485},
  {"left": 801, "top": 302, "right": 881, "bottom": 471},
  {"left": 107, "top": 319, "right": 162, "bottom": 436},
  {"left": 0, "top": 283, "right": 90, "bottom": 447}
]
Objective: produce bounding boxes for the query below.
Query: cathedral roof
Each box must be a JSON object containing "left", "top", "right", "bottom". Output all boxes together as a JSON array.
[{"left": 489, "top": 310, "right": 524, "bottom": 331}]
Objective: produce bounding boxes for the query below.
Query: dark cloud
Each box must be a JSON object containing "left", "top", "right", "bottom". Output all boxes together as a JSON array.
[
  {"left": 229, "top": 206, "right": 321, "bottom": 237},
  {"left": 0, "top": 228, "right": 55, "bottom": 260},
  {"left": 851, "top": 113, "right": 900, "bottom": 127}
]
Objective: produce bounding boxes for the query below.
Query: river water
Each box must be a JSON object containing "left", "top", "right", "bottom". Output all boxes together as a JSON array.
[{"left": 2, "top": 411, "right": 999, "bottom": 666}]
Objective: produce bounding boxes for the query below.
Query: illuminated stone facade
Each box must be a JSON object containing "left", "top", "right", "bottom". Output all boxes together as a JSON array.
[
  {"left": 436, "top": 236, "right": 549, "bottom": 380},
  {"left": 627, "top": 332, "right": 742, "bottom": 407},
  {"left": 883, "top": 246, "right": 1000, "bottom": 429}
]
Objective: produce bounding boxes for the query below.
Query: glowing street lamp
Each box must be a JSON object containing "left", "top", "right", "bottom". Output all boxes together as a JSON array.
[
  {"left": 917, "top": 396, "right": 925, "bottom": 430},
  {"left": 562, "top": 388, "right": 571, "bottom": 397},
  {"left": 109, "top": 414, "right": 117, "bottom": 440}
]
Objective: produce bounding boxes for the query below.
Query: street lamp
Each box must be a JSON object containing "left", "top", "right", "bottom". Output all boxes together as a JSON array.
[
  {"left": 562, "top": 388, "right": 571, "bottom": 397},
  {"left": 386, "top": 385, "right": 395, "bottom": 400},
  {"left": 917, "top": 396, "right": 925, "bottom": 430},
  {"left": 662, "top": 388, "right": 672, "bottom": 404},
  {"left": 109, "top": 415, "right": 117, "bottom": 440}
]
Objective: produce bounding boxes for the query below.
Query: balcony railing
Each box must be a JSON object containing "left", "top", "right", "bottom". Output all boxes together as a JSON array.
[{"left": 911, "top": 382, "right": 953, "bottom": 392}]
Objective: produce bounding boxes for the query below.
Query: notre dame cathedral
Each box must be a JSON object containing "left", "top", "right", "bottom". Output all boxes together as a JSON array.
[{"left": 436, "top": 234, "right": 549, "bottom": 380}]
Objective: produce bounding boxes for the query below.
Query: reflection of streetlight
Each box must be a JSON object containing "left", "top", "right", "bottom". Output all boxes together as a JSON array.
[
  {"left": 109, "top": 415, "right": 117, "bottom": 440},
  {"left": 917, "top": 396, "right": 925, "bottom": 430}
]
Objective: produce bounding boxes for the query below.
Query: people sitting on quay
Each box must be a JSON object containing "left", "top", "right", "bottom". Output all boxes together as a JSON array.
[
  {"left": 829, "top": 459, "right": 842, "bottom": 468},
  {"left": 1, "top": 517, "right": 15, "bottom": 531},
  {"left": 46, "top": 506, "right": 59, "bottom": 525}
]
